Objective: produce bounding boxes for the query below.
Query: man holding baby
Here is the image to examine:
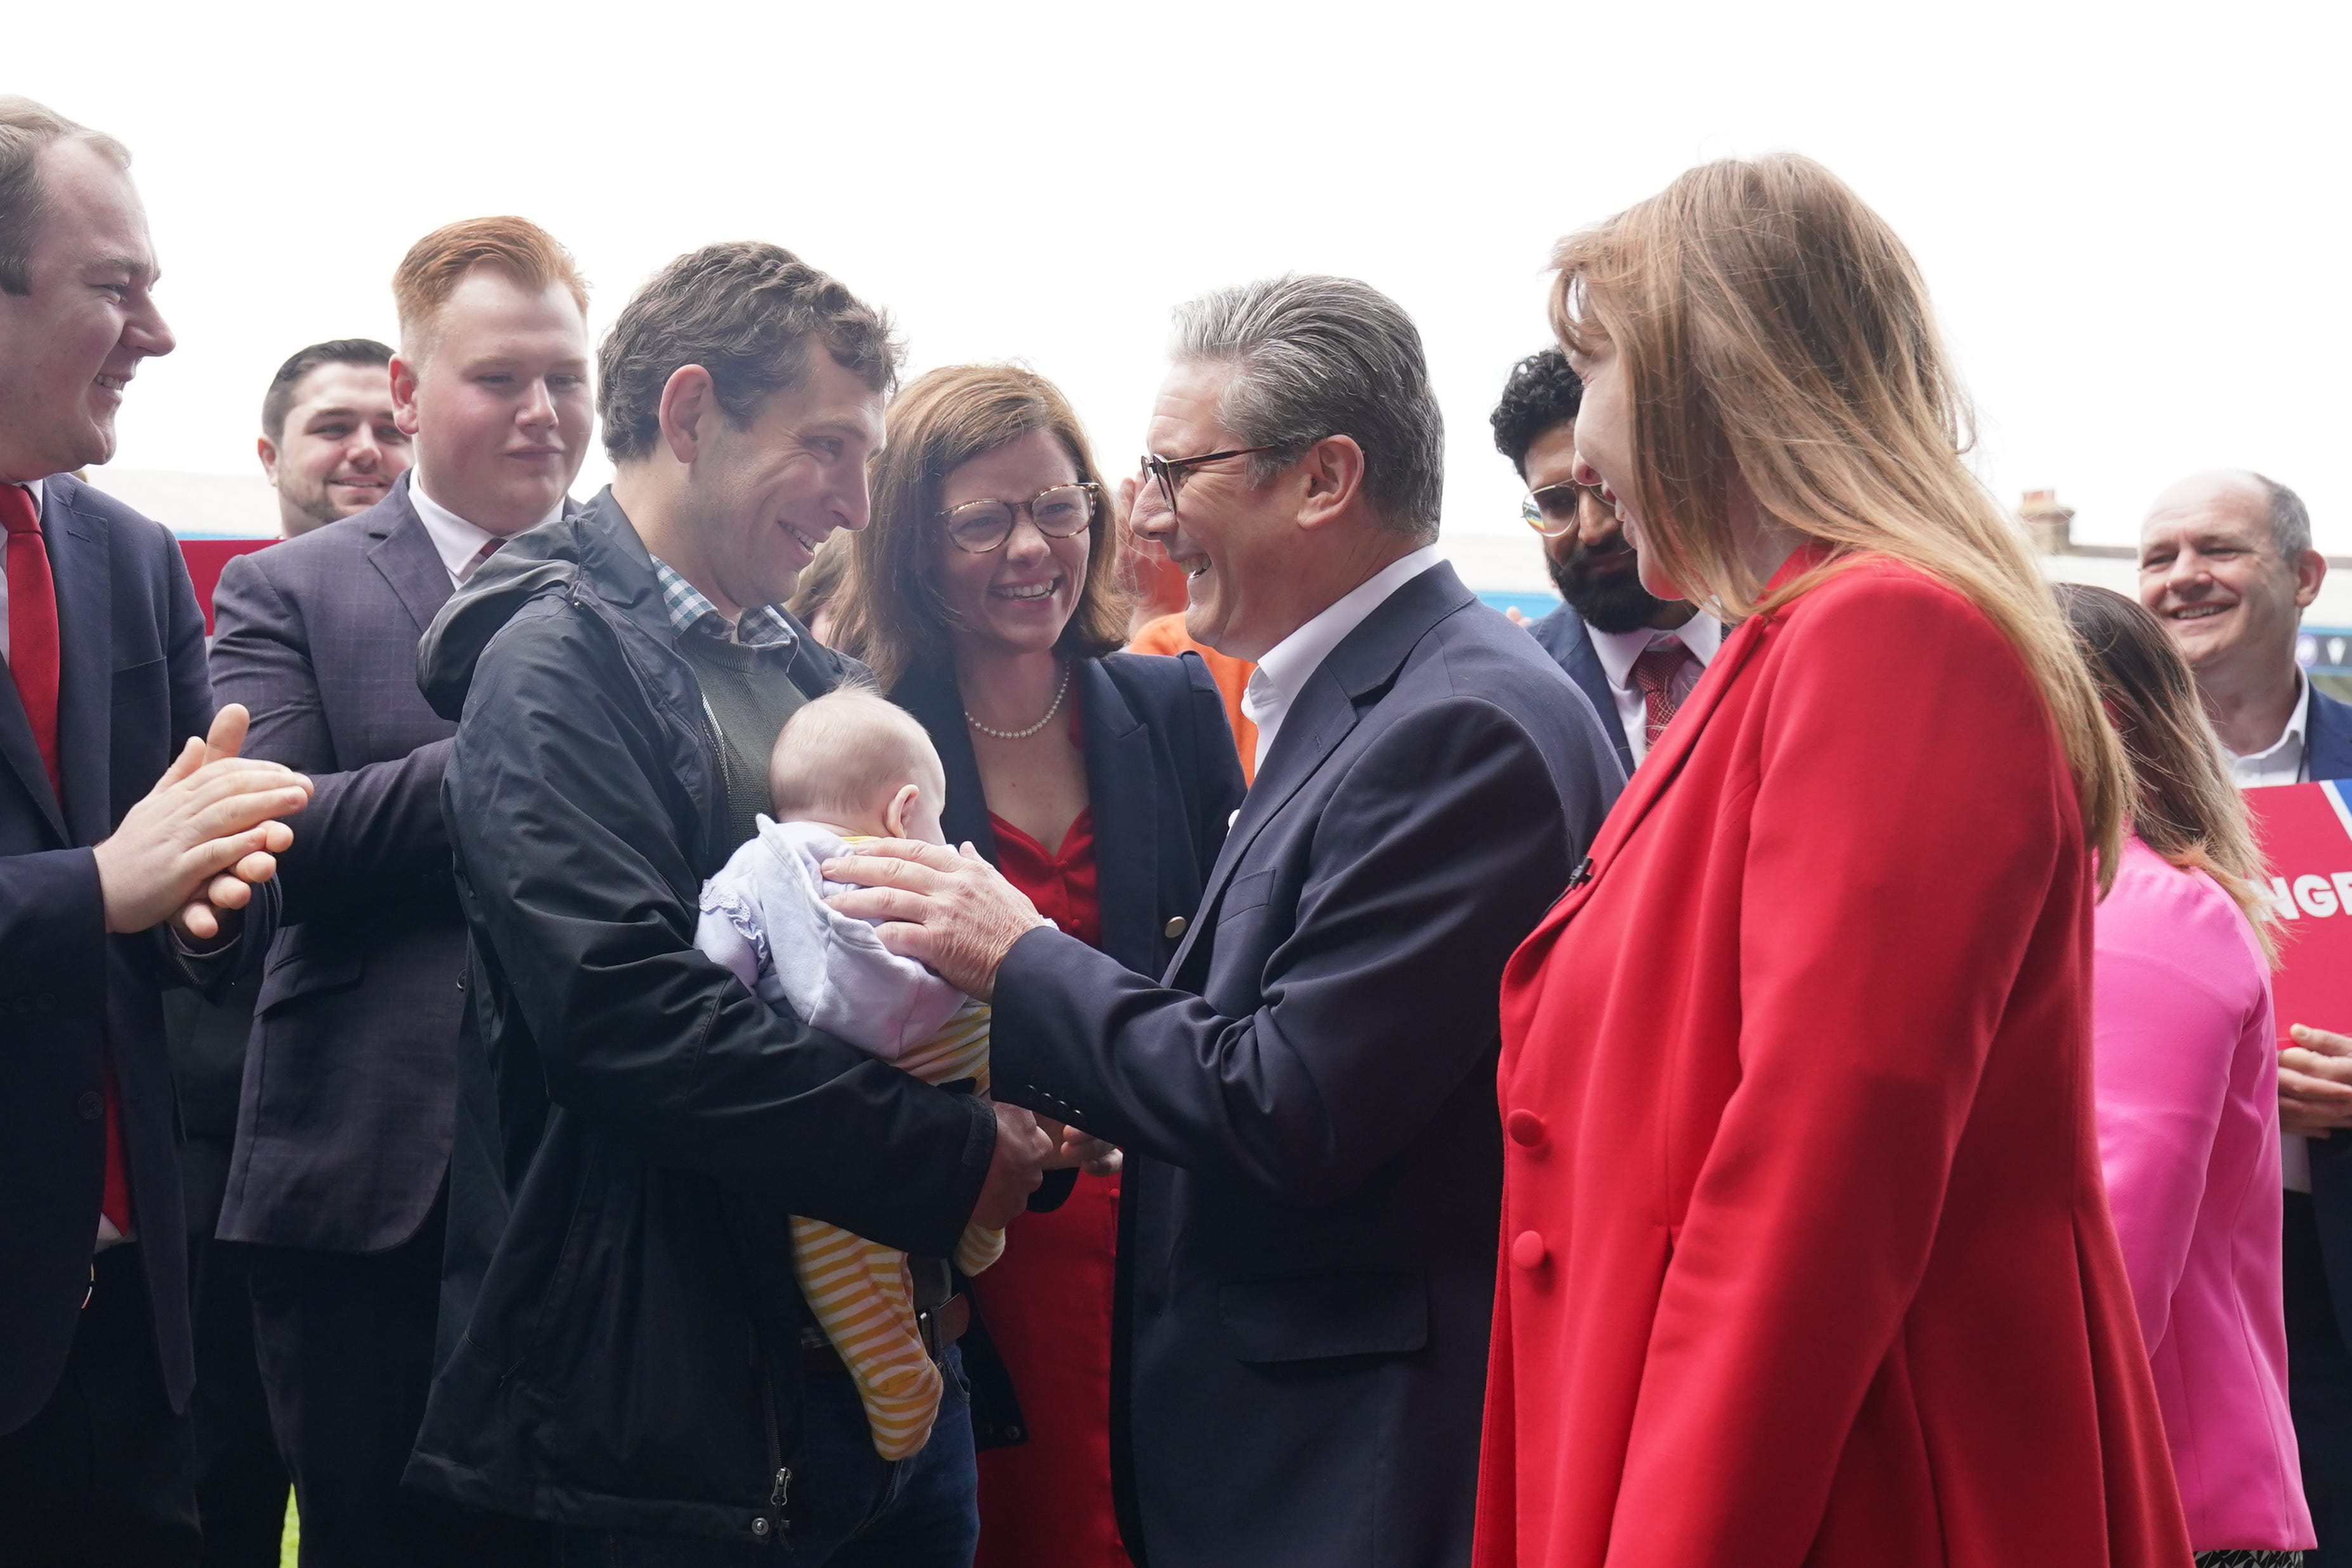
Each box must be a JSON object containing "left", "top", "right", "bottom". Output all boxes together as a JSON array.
[{"left": 406, "top": 242, "right": 1057, "bottom": 1564}]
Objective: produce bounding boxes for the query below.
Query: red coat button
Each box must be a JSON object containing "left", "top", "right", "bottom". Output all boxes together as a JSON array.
[
  {"left": 1505, "top": 1109, "right": 1546, "bottom": 1147},
  {"left": 1510, "top": 1230, "right": 1548, "bottom": 1270}
]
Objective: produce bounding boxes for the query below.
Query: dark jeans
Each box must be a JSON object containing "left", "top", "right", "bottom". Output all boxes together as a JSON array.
[
  {"left": 551, "top": 1345, "right": 979, "bottom": 1566},
  {"left": 247, "top": 1191, "right": 546, "bottom": 1568},
  {"left": 2287, "top": 1191, "right": 2352, "bottom": 1567},
  {"left": 187, "top": 1236, "right": 289, "bottom": 1567},
  {"left": 0, "top": 1244, "right": 202, "bottom": 1567}
]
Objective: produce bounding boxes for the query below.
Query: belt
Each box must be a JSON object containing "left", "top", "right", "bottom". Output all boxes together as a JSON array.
[{"left": 802, "top": 1291, "right": 969, "bottom": 1376}]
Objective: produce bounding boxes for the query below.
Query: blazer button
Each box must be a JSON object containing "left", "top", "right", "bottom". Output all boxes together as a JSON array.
[
  {"left": 1505, "top": 1109, "right": 1546, "bottom": 1147},
  {"left": 1510, "top": 1230, "right": 1548, "bottom": 1270},
  {"left": 1163, "top": 916, "right": 1187, "bottom": 940},
  {"left": 77, "top": 1091, "right": 103, "bottom": 1120}
]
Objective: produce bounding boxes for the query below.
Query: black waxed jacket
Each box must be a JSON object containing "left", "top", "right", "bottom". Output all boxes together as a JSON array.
[{"left": 402, "top": 489, "right": 996, "bottom": 1545}]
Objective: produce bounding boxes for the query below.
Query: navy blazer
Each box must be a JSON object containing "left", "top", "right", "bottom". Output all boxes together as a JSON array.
[
  {"left": 2312, "top": 683, "right": 2352, "bottom": 785},
  {"left": 990, "top": 562, "right": 1622, "bottom": 1568},
  {"left": 2290, "top": 683, "right": 2352, "bottom": 1347},
  {"left": 209, "top": 474, "right": 566, "bottom": 1253},
  {"left": 892, "top": 651, "right": 1245, "bottom": 982},
  {"left": 0, "top": 474, "right": 270, "bottom": 1434},
  {"left": 1526, "top": 602, "right": 1636, "bottom": 776}
]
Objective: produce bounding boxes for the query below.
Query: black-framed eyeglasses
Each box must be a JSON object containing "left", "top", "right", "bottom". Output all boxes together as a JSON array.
[
  {"left": 938, "top": 481, "right": 1102, "bottom": 555},
  {"left": 1520, "top": 480, "right": 1604, "bottom": 539},
  {"left": 1137, "top": 445, "right": 1287, "bottom": 517}
]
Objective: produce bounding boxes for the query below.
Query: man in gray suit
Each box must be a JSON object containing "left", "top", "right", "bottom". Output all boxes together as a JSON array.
[
  {"left": 207, "top": 216, "right": 591, "bottom": 1567},
  {"left": 167, "top": 338, "right": 412, "bottom": 1567}
]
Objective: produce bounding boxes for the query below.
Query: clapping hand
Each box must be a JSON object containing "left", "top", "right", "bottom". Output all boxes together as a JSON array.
[{"left": 93, "top": 703, "right": 311, "bottom": 947}]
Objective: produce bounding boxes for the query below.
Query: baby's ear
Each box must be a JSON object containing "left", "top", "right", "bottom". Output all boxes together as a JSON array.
[{"left": 885, "top": 781, "right": 923, "bottom": 839}]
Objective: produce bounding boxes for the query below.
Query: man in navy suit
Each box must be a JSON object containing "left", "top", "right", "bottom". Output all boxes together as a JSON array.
[
  {"left": 0, "top": 95, "right": 312, "bottom": 1564},
  {"left": 1488, "top": 348, "right": 1719, "bottom": 774},
  {"left": 2141, "top": 469, "right": 2352, "bottom": 1564},
  {"left": 208, "top": 217, "right": 592, "bottom": 1567},
  {"left": 829, "top": 278, "right": 1623, "bottom": 1567}
]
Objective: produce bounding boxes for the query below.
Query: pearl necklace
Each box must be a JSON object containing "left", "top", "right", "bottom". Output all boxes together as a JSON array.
[{"left": 966, "top": 662, "right": 1073, "bottom": 742}]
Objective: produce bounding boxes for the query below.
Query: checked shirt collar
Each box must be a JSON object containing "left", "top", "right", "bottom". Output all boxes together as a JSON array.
[{"left": 649, "top": 556, "right": 797, "bottom": 648}]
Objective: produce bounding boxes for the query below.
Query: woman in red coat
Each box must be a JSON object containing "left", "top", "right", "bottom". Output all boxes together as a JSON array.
[{"left": 1474, "top": 154, "right": 2192, "bottom": 1567}]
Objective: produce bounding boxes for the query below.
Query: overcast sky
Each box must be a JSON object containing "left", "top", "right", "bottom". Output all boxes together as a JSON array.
[{"left": 16, "top": 0, "right": 2347, "bottom": 559}]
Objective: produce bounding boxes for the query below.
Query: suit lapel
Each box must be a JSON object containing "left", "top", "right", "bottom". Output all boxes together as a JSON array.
[
  {"left": 1538, "top": 606, "right": 1768, "bottom": 943},
  {"left": 366, "top": 476, "right": 455, "bottom": 637},
  {"left": 1556, "top": 616, "right": 1636, "bottom": 776},
  {"left": 0, "top": 653, "right": 65, "bottom": 844},
  {"left": 895, "top": 662, "right": 1001, "bottom": 863},
  {"left": 46, "top": 485, "right": 114, "bottom": 846},
  {"left": 1079, "top": 660, "right": 1158, "bottom": 973},
  {"left": 1163, "top": 561, "right": 1470, "bottom": 981}
]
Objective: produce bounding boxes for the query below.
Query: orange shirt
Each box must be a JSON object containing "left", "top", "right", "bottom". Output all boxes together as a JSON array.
[{"left": 1128, "top": 612, "right": 1257, "bottom": 784}]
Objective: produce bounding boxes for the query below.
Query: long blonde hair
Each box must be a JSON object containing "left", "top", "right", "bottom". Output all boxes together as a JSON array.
[
  {"left": 1552, "top": 154, "right": 2126, "bottom": 882},
  {"left": 2056, "top": 585, "right": 2278, "bottom": 960}
]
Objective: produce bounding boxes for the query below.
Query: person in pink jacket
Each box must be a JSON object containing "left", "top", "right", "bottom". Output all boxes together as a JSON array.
[{"left": 2063, "top": 583, "right": 2315, "bottom": 1567}]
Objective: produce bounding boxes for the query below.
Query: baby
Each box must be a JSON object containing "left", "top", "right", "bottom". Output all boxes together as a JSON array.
[{"left": 694, "top": 686, "right": 1000, "bottom": 1461}]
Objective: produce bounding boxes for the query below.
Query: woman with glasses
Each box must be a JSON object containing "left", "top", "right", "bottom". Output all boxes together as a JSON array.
[{"left": 827, "top": 364, "right": 1244, "bottom": 1568}]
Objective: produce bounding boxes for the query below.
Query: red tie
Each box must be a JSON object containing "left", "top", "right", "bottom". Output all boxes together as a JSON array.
[
  {"left": 4, "top": 483, "right": 134, "bottom": 1236},
  {"left": 1631, "top": 641, "right": 1699, "bottom": 753},
  {"left": 3, "top": 483, "right": 61, "bottom": 795}
]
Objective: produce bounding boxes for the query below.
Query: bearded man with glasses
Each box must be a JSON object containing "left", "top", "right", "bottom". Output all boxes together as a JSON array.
[
  {"left": 826, "top": 275, "right": 1622, "bottom": 1567},
  {"left": 1490, "top": 347, "right": 1719, "bottom": 773}
]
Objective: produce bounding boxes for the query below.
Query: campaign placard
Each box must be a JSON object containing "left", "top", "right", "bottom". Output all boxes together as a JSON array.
[{"left": 2246, "top": 780, "right": 2352, "bottom": 1043}]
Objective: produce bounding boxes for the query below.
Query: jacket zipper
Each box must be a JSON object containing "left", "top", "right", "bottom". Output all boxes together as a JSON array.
[{"left": 753, "top": 1325, "right": 792, "bottom": 1538}]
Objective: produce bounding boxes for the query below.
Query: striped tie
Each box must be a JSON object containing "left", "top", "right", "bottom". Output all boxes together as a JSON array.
[{"left": 461, "top": 536, "right": 506, "bottom": 582}]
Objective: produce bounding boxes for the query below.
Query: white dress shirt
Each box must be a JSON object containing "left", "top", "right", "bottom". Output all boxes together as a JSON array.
[
  {"left": 1586, "top": 613, "right": 1724, "bottom": 766},
  {"left": 0, "top": 478, "right": 44, "bottom": 662},
  {"left": 410, "top": 477, "right": 558, "bottom": 585},
  {"left": 2228, "top": 670, "right": 2313, "bottom": 790},
  {"left": 2231, "top": 673, "right": 2320, "bottom": 1192},
  {"left": 1241, "top": 546, "right": 1444, "bottom": 777}
]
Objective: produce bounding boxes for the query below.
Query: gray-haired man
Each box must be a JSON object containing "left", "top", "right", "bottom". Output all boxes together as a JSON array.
[{"left": 827, "top": 275, "right": 1624, "bottom": 1567}]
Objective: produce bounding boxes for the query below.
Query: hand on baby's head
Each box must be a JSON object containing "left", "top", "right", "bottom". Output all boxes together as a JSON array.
[{"left": 768, "top": 686, "right": 950, "bottom": 845}]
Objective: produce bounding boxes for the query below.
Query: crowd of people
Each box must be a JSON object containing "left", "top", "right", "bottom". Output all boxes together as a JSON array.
[{"left": 4, "top": 90, "right": 2352, "bottom": 1568}]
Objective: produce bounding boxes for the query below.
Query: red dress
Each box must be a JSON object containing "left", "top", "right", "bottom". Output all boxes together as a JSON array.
[
  {"left": 975, "top": 806, "right": 1131, "bottom": 1568},
  {"left": 1475, "top": 554, "right": 2190, "bottom": 1566}
]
